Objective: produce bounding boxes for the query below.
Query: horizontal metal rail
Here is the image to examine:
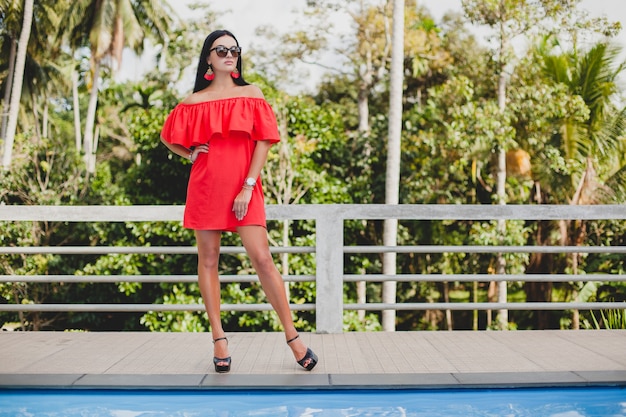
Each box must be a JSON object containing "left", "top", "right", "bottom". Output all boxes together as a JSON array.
[
  {"left": 2, "top": 204, "right": 626, "bottom": 221},
  {"left": 2, "top": 302, "right": 621, "bottom": 313},
  {"left": 0, "top": 274, "right": 315, "bottom": 283},
  {"left": 0, "top": 246, "right": 314, "bottom": 255},
  {"left": 3, "top": 274, "right": 625, "bottom": 284},
  {"left": 345, "top": 245, "right": 626, "bottom": 254},
  {"left": 2, "top": 245, "right": 622, "bottom": 255},
  {"left": 344, "top": 302, "right": 624, "bottom": 311},
  {"left": 0, "top": 303, "right": 316, "bottom": 312},
  {"left": 344, "top": 274, "right": 626, "bottom": 283}
]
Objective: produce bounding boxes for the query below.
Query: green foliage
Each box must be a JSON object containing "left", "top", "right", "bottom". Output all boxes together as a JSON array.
[
  {"left": 343, "top": 310, "right": 383, "bottom": 332},
  {"left": 271, "top": 94, "right": 352, "bottom": 204},
  {"left": 469, "top": 220, "right": 531, "bottom": 274},
  {"left": 2, "top": 0, "right": 626, "bottom": 333},
  {"left": 141, "top": 284, "right": 207, "bottom": 333},
  {"left": 590, "top": 308, "right": 626, "bottom": 329}
]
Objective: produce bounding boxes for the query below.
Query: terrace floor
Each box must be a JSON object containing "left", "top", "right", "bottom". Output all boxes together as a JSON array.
[{"left": 1, "top": 330, "right": 625, "bottom": 390}]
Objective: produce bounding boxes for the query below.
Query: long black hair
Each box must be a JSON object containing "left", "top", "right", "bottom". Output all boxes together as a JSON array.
[{"left": 192, "top": 29, "right": 249, "bottom": 93}]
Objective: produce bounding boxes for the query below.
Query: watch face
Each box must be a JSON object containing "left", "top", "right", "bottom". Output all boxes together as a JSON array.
[{"left": 246, "top": 178, "right": 256, "bottom": 186}]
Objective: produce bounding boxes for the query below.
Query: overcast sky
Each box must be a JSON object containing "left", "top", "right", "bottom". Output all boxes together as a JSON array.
[
  {"left": 197, "top": 1, "right": 471, "bottom": 63},
  {"left": 185, "top": 0, "right": 625, "bottom": 45},
  {"left": 121, "top": 0, "right": 626, "bottom": 94}
]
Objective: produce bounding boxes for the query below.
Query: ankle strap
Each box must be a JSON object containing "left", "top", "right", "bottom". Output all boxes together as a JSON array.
[
  {"left": 286, "top": 334, "right": 300, "bottom": 344},
  {"left": 213, "top": 337, "right": 228, "bottom": 344}
]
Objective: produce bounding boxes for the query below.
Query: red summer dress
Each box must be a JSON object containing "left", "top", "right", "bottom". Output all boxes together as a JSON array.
[{"left": 161, "top": 97, "right": 280, "bottom": 232}]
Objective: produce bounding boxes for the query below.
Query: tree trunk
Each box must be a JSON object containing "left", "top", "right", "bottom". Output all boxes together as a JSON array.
[
  {"left": 90, "top": 124, "right": 100, "bottom": 173},
  {"left": 569, "top": 157, "right": 594, "bottom": 329},
  {"left": 72, "top": 70, "right": 82, "bottom": 152},
  {"left": 495, "top": 20, "right": 508, "bottom": 330},
  {"left": 473, "top": 281, "right": 479, "bottom": 330},
  {"left": 356, "top": 62, "right": 370, "bottom": 324},
  {"left": 0, "top": 38, "right": 17, "bottom": 142},
  {"left": 282, "top": 219, "right": 290, "bottom": 299},
  {"left": 382, "top": 0, "right": 404, "bottom": 331},
  {"left": 357, "top": 87, "right": 370, "bottom": 133},
  {"left": 496, "top": 153, "right": 508, "bottom": 329},
  {"left": 355, "top": 6, "right": 374, "bottom": 323},
  {"left": 526, "top": 220, "right": 555, "bottom": 329},
  {"left": 42, "top": 99, "right": 49, "bottom": 139},
  {"left": 443, "top": 281, "right": 452, "bottom": 330},
  {"left": 357, "top": 276, "right": 366, "bottom": 321},
  {"left": 2, "top": 0, "right": 34, "bottom": 170},
  {"left": 30, "top": 91, "right": 41, "bottom": 142},
  {"left": 83, "top": 60, "right": 101, "bottom": 172}
]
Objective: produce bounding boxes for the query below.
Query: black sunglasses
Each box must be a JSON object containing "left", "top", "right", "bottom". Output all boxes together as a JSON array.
[{"left": 209, "top": 45, "right": 241, "bottom": 58}]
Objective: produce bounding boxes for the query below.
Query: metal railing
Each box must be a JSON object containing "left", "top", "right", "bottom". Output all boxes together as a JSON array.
[{"left": 1, "top": 204, "right": 625, "bottom": 333}]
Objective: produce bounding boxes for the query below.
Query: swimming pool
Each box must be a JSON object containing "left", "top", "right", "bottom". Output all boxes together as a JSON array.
[{"left": 1, "top": 387, "right": 624, "bottom": 416}]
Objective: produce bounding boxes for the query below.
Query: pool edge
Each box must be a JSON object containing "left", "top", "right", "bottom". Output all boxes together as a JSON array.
[{"left": 1, "top": 371, "right": 625, "bottom": 391}]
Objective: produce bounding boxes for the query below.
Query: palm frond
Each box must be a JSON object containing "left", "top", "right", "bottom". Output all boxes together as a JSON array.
[
  {"left": 602, "top": 160, "right": 626, "bottom": 203},
  {"left": 576, "top": 43, "right": 623, "bottom": 128}
]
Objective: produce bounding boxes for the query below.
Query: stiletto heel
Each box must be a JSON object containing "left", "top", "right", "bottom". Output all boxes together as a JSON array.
[
  {"left": 287, "top": 334, "right": 318, "bottom": 371},
  {"left": 213, "top": 337, "right": 231, "bottom": 373}
]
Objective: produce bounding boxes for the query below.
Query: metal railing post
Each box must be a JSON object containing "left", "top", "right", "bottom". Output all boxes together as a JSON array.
[{"left": 315, "top": 212, "right": 344, "bottom": 333}]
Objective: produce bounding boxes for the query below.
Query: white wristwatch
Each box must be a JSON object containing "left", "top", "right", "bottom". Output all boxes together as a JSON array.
[{"left": 244, "top": 177, "right": 256, "bottom": 187}]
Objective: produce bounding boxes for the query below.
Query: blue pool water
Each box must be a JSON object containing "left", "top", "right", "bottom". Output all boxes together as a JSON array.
[{"left": 0, "top": 387, "right": 624, "bottom": 416}]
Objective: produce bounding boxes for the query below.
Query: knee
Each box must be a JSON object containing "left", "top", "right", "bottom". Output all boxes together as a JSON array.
[
  {"left": 252, "top": 252, "right": 276, "bottom": 275},
  {"left": 198, "top": 249, "right": 220, "bottom": 271}
]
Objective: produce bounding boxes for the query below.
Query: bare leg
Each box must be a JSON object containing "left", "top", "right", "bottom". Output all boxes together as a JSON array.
[
  {"left": 195, "top": 230, "right": 229, "bottom": 366},
  {"left": 238, "top": 225, "right": 315, "bottom": 368}
]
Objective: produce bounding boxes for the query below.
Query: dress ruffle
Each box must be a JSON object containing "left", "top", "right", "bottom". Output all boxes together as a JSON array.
[
  {"left": 161, "top": 96, "right": 280, "bottom": 232},
  {"left": 161, "top": 97, "right": 280, "bottom": 148}
]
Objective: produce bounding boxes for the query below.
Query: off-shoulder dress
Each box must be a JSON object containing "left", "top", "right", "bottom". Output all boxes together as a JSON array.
[{"left": 161, "top": 97, "right": 280, "bottom": 232}]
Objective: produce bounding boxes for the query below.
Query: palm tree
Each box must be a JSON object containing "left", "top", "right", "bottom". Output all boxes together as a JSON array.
[
  {"left": 462, "top": 0, "right": 584, "bottom": 329},
  {"left": 59, "top": 0, "right": 173, "bottom": 172},
  {"left": 1, "top": 0, "right": 82, "bottom": 169},
  {"left": 533, "top": 41, "right": 626, "bottom": 328},
  {"left": 0, "top": 0, "right": 20, "bottom": 142},
  {"left": 1, "top": 0, "right": 33, "bottom": 170},
  {"left": 381, "top": 0, "right": 404, "bottom": 331}
]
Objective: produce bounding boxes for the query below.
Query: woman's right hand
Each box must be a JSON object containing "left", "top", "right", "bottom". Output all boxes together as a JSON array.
[
  {"left": 233, "top": 187, "right": 253, "bottom": 221},
  {"left": 190, "top": 143, "right": 209, "bottom": 163}
]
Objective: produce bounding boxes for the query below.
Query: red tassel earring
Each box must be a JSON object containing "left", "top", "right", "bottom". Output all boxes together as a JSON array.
[
  {"left": 204, "top": 65, "right": 214, "bottom": 81},
  {"left": 231, "top": 67, "right": 240, "bottom": 79}
]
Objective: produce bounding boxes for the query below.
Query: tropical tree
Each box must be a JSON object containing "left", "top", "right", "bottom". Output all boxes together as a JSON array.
[
  {"left": 1, "top": 0, "right": 74, "bottom": 168},
  {"left": 0, "top": 0, "right": 20, "bottom": 141},
  {"left": 532, "top": 40, "right": 626, "bottom": 328},
  {"left": 59, "top": 0, "right": 174, "bottom": 172},
  {"left": 461, "top": 0, "right": 595, "bottom": 329},
  {"left": 1, "top": 0, "right": 33, "bottom": 170},
  {"left": 381, "top": 0, "right": 404, "bottom": 331}
]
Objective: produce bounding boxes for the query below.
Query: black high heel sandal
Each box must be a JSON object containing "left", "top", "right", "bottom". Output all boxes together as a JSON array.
[
  {"left": 213, "top": 337, "right": 231, "bottom": 373},
  {"left": 287, "top": 334, "right": 318, "bottom": 371}
]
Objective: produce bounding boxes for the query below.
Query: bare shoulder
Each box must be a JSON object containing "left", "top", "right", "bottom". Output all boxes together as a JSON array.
[
  {"left": 179, "top": 85, "right": 264, "bottom": 104},
  {"left": 181, "top": 92, "right": 206, "bottom": 105},
  {"left": 242, "top": 84, "right": 265, "bottom": 99}
]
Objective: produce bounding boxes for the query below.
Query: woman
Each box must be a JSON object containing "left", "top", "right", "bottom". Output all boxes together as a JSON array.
[{"left": 160, "top": 29, "right": 318, "bottom": 373}]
